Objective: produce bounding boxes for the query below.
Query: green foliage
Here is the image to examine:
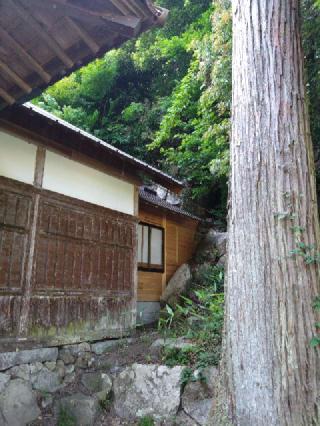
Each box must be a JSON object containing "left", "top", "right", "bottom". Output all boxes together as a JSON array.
[
  {"left": 99, "top": 393, "right": 113, "bottom": 411},
  {"left": 158, "top": 304, "right": 175, "bottom": 331},
  {"left": 57, "top": 408, "right": 76, "bottom": 426},
  {"left": 192, "top": 264, "right": 224, "bottom": 292},
  {"left": 311, "top": 297, "right": 320, "bottom": 347},
  {"left": 290, "top": 243, "right": 320, "bottom": 264},
  {"left": 33, "top": 1, "right": 211, "bottom": 156},
  {"left": 32, "top": 0, "right": 320, "bottom": 213},
  {"left": 310, "top": 336, "right": 320, "bottom": 347},
  {"left": 313, "top": 296, "right": 320, "bottom": 311},
  {"left": 302, "top": 1, "right": 320, "bottom": 188},
  {"left": 138, "top": 415, "right": 155, "bottom": 426},
  {"left": 289, "top": 224, "right": 320, "bottom": 264},
  {"left": 162, "top": 346, "right": 199, "bottom": 367},
  {"left": 149, "top": 1, "right": 231, "bottom": 207},
  {"left": 180, "top": 367, "right": 194, "bottom": 387},
  {"left": 159, "top": 265, "right": 224, "bottom": 376},
  {"left": 288, "top": 223, "right": 320, "bottom": 349},
  {"left": 32, "top": 0, "right": 230, "bottom": 213}
]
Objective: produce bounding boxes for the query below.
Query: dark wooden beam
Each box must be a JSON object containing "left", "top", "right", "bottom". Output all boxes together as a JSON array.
[
  {"left": 33, "top": 146, "right": 46, "bottom": 188},
  {"left": 0, "top": 60, "right": 32, "bottom": 93},
  {"left": 51, "top": 0, "right": 142, "bottom": 37},
  {"left": 108, "top": 0, "right": 129, "bottom": 15},
  {"left": 65, "top": 17, "right": 100, "bottom": 54},
  {"left": 9, "top": 0, "right": 73, "bottom": 68},
  {"left": 120, "top": 0, "right": 149, "bottom": 19},
  {"left": 0, "top": 87, "right": 15, "bottom": 105},
  {"left": 101, "top": 15, "right": 142, "bottom": 37},
  {"left": 0, "top": 27, "right": 51, "bottom": 83}
]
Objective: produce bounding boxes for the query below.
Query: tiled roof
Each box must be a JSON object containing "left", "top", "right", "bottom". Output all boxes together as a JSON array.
[{"left": 139, "top": 187, "right": 201, "bottom": 221}]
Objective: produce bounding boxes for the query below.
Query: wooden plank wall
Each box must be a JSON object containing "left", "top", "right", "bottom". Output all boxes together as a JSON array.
[
  {"left": 138, "top": 207, "right": 165, "bottom": 302},
  {"left": 0, "top": 176, "right": 137, "bottom": 342},
  {"left": 138, "top": 205, "right": 198, "bottom": 302}
]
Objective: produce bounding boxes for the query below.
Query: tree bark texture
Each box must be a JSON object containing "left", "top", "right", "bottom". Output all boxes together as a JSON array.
[{"left": 226, "top": 1, "right": 320, "bottom": 425}]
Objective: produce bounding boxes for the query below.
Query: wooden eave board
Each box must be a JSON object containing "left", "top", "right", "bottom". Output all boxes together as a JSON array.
[{"left": 0, "top": 0, "right": 167, "bottom": 110}]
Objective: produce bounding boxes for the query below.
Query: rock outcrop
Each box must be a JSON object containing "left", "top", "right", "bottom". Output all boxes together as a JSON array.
[
  {"left": 161, "top": 263, "right": 191, "bottom": 307},
  {"left": 113, "top": 363, "right": 184, "bottom": 420},
  {"left": 195, "top": 229, "right": 227, "bottom": 265}
]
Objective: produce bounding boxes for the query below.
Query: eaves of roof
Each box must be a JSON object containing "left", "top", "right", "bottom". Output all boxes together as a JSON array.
[
  {"left": 0, "top": 102, "right": 184, "bottom": 192},
  {"left": 139, "top": 187, "right": 201, "bottom": 221},
  {"left": 0, "top": 0, "right": 168, "bottom": 110}
]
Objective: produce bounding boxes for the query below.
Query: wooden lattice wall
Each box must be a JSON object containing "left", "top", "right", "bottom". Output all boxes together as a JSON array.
[{"left": 0, "top": 176, "right": 137, "bottom": 346}]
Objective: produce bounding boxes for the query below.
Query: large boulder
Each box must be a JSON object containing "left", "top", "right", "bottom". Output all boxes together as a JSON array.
[
  {"left": 195, "top": 230, "right": 228, "bottom": 264},
  {"left": 194, "top": 366, "right": 218, "bottom": 395},
  {"left": 161, "top": 264, "right": 191, "bottom": 307},
  {"left": 211, "top": 231, "right": 227, "bottom": 258},
  {"left": 56, "top": 393, "right": 100, "bottom": 426},
  {"left": 0, "top": 373, "right": 10, "bottom": 393},
  {"left": 181, "top": 366, "right": 218, "bottom": 425},
  {"left": 174, "top": 411, "right": 198, "bottom": 425},
  {"left": 0, "top": 379, "right": 41, "bottom": 426},
  {"left": 113, "top": 363, "right": 184, "bottom": 420},
  {"left": 183, "top": 396, "right": 212, "bottom": 425},
  {"left": 217, "top": 254, "right": 227, "bottom": 267}
]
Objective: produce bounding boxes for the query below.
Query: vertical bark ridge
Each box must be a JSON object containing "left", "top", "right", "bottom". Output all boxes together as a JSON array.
[{"left": 226, "top": 0, "right": 320, "bottom": 424}]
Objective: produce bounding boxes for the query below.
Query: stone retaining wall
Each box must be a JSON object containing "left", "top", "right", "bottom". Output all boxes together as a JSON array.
[
  {"left": 0, "top": 337, "right": 217, "bottom": 425},
  {"left": 0, "top": 338, "right": 126, "bottom": 425}
]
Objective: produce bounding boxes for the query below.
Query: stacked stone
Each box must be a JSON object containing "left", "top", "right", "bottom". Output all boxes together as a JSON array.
[{"left": 0, "top": 337, "right": 217, "bottom": 425}]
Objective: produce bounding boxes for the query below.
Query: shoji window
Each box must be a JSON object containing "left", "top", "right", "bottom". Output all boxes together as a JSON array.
[{"left": 138, "top": 223, "right": 164, "bottom": 272}]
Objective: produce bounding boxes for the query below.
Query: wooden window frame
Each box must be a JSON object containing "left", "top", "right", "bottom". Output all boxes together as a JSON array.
[{"left": 138, "top": 222, "right": 165, "bottom": 273}]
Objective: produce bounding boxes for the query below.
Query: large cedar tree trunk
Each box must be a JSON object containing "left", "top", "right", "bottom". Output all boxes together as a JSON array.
[{"left": 226, "top": 0, "right": 320, "bottom": 424}]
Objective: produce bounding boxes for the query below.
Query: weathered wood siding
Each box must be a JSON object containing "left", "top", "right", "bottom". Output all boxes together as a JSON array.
[
  {"left": 138, "top": 204, "right": 198, "bottom": 302},
  {"left": 0, "top": 176, "right": 137, "bottom": 345}
]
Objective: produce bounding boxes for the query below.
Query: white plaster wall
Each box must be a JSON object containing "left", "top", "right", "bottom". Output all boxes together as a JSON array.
[
  {"left": 0, "top": 129, "right": 37, "bottom": 184},
  {"left": 43, "top": 151, "right": 135, "bottom": 215}
]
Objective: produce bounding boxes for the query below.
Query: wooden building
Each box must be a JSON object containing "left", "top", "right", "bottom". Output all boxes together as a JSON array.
[
  {"left": 137, "top": 187, "right": 199, "bottom": 323},
  {"left": 0, "top": 0, "right": 199, "bottom": 347},
  {"left": 0, "top": 104, "right": 199, "bottom": 346}
]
